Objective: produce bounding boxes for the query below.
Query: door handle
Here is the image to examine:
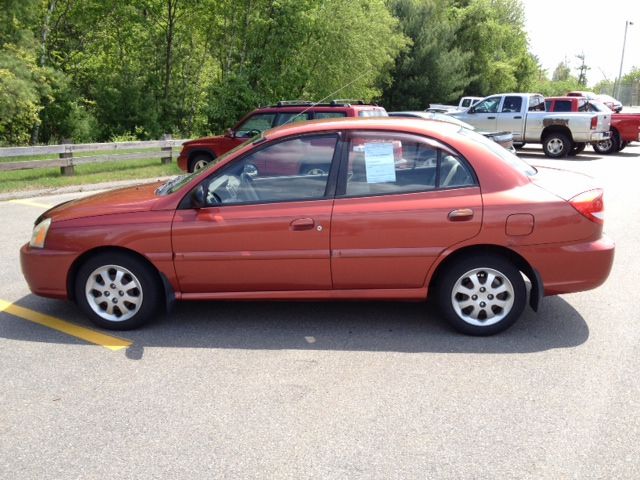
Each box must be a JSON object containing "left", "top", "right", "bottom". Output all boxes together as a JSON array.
[
  {"left": 514, "top": 115, "right": 522, "bottom": 119},
  {"left": 487, "top": 116, "right": 496, "bottom": 119},
  {"left": 448, "top": 208, "right": 474, "bottom": 221},
  {"left": 290, "top": 218, "right": 315, "bottom": 231}
]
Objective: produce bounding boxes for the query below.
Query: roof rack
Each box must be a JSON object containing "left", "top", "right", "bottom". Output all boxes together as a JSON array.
[
  {"left": 275, "top": 100, "right": 314, "bottom": 107},
  {"left": 330, "top": 99, "right": 366, "bottom": 106}
]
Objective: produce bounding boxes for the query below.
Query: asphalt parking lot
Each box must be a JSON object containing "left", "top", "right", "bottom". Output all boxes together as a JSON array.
[{"left": 1, "top": 143, "right": 639, "bottom": 479}]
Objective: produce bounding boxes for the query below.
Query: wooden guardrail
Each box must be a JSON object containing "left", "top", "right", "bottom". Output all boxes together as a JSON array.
[{"left": 0, "top": 136, "right": 187, "bottom": 176}]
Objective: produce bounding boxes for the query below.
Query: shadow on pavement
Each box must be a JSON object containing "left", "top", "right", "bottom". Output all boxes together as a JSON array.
[{"left": 1, "top": 294, "right": 589, "bottom": 359}]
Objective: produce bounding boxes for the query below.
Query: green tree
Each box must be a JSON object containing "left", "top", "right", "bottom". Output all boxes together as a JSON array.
[{"left": 382, "top": 0, "right": 472, "bottom": 110}]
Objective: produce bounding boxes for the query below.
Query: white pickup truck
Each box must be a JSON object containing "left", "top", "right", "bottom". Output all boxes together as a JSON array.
[
  {"left": 428, "top": 96, "right": 483, "bottom": 114},
  {"left": 450, "top": 93, "right": 611, "bottom": 158}
]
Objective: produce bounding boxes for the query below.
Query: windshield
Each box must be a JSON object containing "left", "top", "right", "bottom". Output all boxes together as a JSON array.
[
  {"left": 156, "top": 136, "right": 258, "bottom": 195},
  {"left": 457, "top": 128, "right": 536, "bottom": 177}
]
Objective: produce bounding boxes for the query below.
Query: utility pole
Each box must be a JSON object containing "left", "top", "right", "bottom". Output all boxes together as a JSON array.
[{"left": 615, "top": 20, "right": 634, "bottom": 99}]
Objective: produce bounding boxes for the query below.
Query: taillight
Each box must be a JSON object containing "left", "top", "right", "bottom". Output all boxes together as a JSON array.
[
  {"left": 569, "top": 189, "right": 604, "bottom": 225},
  {"left": 590, "top": 115, "right": 598, "bottom": 129}
]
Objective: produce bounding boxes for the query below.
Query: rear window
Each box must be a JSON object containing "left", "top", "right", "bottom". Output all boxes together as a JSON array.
[{"left": 458, "top": 128, "right": 536, "bottom": 177}]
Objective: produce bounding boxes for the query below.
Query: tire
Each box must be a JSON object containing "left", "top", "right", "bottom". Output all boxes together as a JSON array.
[
  {"left": 593, "top": 131, "right": 619, "bottom": 155},
  {"left": 75, "top": 251, "right": 163, "bottom": 330},
  {"left": 189, "top": 153, "right": 214, "bottom": 173},
  {"left": 569, "top": 142, "right": 586, "bottom": 156},
  {"left": 435, "top": 254, "right": 526, "bottom": 336},
  {"left": 300, "top": 164, "right": 328, "bottom": 176},
  {"left": 618, "top": 141, "right": 628, "bottom": 152},
  {"left": 542, "top": 133, "right": 571, "bottom": 158}
]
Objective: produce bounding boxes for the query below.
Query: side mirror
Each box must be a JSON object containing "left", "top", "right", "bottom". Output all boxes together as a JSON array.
[
  {"left": 467, "top": 107, "right": 475, "bottom": 114},
  {"left": 225, "top": 128, "right": 235, "bottom": 138},
  {"left": 190, "top": 184, "right": 207, "bottom": 209}
]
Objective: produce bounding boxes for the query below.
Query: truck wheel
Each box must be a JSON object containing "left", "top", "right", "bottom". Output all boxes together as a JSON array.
[
  {"left": 543, "top": 133, "right": 570, "bottom": 158},
  {"left": 593, "top": 132, "right": 619, "bottom": 155},
  {"left": 189, "top": 153, "right": 214, "bottom": 172},
  {"left": 618, "top": 141, "right": 628, "bottom": 152},
  {"left": 569, "top": 142, "right": 586, "bottom": 155}
]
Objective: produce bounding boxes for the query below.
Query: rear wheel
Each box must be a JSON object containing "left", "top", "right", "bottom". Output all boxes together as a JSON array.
[
  {"left": 542, "top": 133, "right": 570, "bottom": 158},
  {"left": 436, "top": 254, "right": 526, "bottom": 336},
  {"left": 618, "top": 140, "right": 628, "bottom": 152},
  {"left": 75, "top": 252, "right": 162, "bottom": 330},
  {"left": 593, "top": 131, "right": 619, "bottom": 154}
]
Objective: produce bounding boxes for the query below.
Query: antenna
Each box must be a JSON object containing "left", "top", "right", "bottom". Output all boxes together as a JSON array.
[{"left": 280, "top": 69, "right": 374, "bottom": 126}]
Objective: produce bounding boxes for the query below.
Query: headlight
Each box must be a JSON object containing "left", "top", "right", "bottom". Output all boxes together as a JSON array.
[{"left": 30, "top": 218, "right": 52, "bottom": 248}]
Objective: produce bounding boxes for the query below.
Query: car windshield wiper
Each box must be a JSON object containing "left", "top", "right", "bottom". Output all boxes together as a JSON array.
[{"left": 156, "top": 174, "right": 189, "bottom": 195}]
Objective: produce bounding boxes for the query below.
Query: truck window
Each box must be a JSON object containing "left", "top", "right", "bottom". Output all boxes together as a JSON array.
[
  {"left": 501, "top": 96, "right": 522, "bottom": 113},
  {"left": 473, "top": 97, "right": 500, "bottom": 113},
  {"left": 528, "top": 95, "right": 545, "bottom": 111}
]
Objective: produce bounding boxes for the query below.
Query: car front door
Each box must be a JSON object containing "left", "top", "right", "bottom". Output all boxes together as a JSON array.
[
  {"left": 330, "top": 131, "right": 483, "bottom": 290},
  {"left": 172, "top": 134, "right": 339, "bottom": 294}
]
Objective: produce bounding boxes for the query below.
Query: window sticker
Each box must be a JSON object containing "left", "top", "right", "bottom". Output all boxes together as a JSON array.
[{"left": 364, "top": 142, "right": 396, "bottom": 183}]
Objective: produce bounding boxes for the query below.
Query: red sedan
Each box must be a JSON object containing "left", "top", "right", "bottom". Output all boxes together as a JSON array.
[{"left": 21, "top": 118, "right": 614, "bottom": 335}]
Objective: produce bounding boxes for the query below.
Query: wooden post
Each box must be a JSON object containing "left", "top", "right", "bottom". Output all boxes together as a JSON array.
[
  {"left": 59, "top": 138, "right": 74, "bottom": 176},
  {"left": 161, "top": 134, "right": 172, "bottom": 164}
]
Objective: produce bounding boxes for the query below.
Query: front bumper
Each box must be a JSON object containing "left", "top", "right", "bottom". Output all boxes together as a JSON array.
[{"left": 20, "top": 243, "right": 77, "bottom": 299}]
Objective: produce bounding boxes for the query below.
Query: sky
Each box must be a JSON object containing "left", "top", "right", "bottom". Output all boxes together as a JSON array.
[{"left": 522, "top": 0, "right": 640, "bottom": 86}]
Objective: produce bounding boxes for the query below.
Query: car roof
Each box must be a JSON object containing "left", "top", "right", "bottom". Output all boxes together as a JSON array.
[{"left": 262, "top": 116, "right": 462, "bottom": 141}]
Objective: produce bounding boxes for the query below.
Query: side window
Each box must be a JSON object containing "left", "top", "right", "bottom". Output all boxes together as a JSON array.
[
  {"left": 528, "top": 95, "right": 545, "bottom": 111},
  {"left": 274, "top": 112, "right": 311, "bottom": 126},
  {"left": 577, "top": 100, "right": 588, "bottom": 112},
  {"left": 344, "top": 132, "right": 475, "bottom": 197},
  {"left": 473, "top": 97, "right": 500, "bottom": 113},
  {"left": 235, "top": 113, "right": 276, "bottom": 137},
  {"left": 501, "top": 96, "right": 522, "bottom": 113},
  {"left": 314, "top": 112, "right": 347, "bottom": 120},
  {"left": 204, "top": 135, "right": 338, "bottom": 206}
]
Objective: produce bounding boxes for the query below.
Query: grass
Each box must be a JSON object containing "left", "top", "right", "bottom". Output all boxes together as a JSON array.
[{"left": 0, "top": 156, "right": 182, "bottom": 194}]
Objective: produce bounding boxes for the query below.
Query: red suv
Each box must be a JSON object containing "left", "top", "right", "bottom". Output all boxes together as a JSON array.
[{"left": 177, "top": 100, "right": 388, "bottom": 172}]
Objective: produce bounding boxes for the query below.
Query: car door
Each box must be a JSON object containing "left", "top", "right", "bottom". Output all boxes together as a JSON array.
[
  {"left": 172, "top": 133, "right": 339, "bottom": 294},
  {"left": 330, "top": 131, "right": 482, "bottom": 290}
]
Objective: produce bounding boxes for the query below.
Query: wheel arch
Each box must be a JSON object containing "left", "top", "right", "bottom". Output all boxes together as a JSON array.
[
  {"left": 541, "top": 125, "right": 573, "bottom": 143},
  {"left": 428, "top": 244, "right": 543, "bottom": 311},
  {"left": 66, "top": 246, "right": 174, "bottom": 312}
]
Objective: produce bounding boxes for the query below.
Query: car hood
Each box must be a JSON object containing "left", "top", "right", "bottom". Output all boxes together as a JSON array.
[
  {"left": 530, "top": 166, "right": 599, "bottom": 200},
  {"left": 40, "top": 182, "right": 164, "bottom": 223}
]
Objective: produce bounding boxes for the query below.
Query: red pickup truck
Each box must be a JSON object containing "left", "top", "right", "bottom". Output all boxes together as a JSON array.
[{"left": 545, "top": 96, "right": 640, "bottom": 154}]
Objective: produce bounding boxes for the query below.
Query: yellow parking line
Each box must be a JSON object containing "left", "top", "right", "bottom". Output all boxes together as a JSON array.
[
  {"left": 0, "top": 299, "right": 132, "bottom": 351},
  {"left": 9, "top": 199, "right": 53, "bottom": 209}
]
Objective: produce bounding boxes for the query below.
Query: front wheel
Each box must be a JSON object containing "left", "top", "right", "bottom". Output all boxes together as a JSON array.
[
  {"left": 435, "top": 255, "right": 526, "bottom": 336},
  {"left": 75, "top": 252, "right": 162, "bottom": 330},
  {"left": 189, "top": 153, "right": 214, "bottom": 173},
  {"left": 542, "top": 133, "right": 571, "bottom": 158}
]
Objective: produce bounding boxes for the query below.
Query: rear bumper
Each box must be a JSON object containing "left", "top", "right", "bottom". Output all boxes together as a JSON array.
[
  {"left": 20, "top": 243, "right": 77, "bottom": 299},
  {"left": 516, "top": 235, "right": 615, "bottom": 296},
  {"left": 588, "top": 131, "right": 611, "bottom": 142}
]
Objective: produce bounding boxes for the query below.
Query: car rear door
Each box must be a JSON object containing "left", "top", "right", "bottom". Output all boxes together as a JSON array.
[{"left": 330, "top": 131, "right": 483, "bottom": 290}]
